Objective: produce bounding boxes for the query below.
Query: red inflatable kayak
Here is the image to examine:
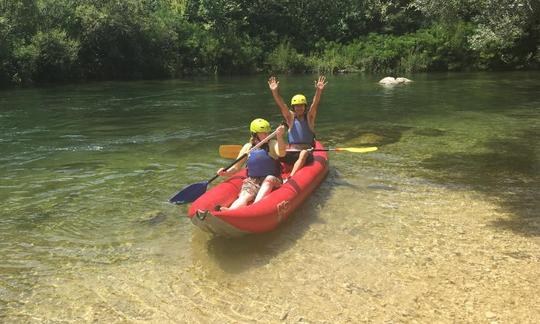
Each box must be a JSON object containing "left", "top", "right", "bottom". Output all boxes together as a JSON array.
[{"left": 187, "top": 141, "right": 329, "bottom": 236}]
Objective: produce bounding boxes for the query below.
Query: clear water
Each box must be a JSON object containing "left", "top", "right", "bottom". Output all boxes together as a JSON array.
[{"left": 1, "top": 72, "right": 539, "bottom": 322}]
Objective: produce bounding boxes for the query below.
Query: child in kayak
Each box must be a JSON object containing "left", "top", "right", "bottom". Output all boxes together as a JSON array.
[
  {"left": 268, "top": 75, "right": 327, "bottom": 180},
  {"left": 216, "top": 118, "right": 286, "bottom": 210}
]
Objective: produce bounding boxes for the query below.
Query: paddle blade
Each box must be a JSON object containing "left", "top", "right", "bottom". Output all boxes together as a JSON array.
[
  {"left": 219, "top": 145, "right": 243, "bottom": 159},
  {"left": 337, "top": 147, "right": 378, "bottom": 153},
  {"left": 169, "top": 181, "right": 208, "bottom": 204}
]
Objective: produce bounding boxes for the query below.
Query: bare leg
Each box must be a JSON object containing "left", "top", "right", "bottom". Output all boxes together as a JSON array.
[
  {"left": 254, "top": 176, "right": 279, "bottom": 203},
  {"left": 289, "top": 150, "right": 308, "bottom": 178},
  {"left": 222, "top": 191, "right": 255, "bottom": 210}
]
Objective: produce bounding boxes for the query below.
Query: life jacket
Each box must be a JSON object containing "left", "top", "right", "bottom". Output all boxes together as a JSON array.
[
  {"left": 246, "top": 143, "right": 280, "bottom": 177},
  {"left": 288, "top": 117, "right": 315, "bottom": 145}
]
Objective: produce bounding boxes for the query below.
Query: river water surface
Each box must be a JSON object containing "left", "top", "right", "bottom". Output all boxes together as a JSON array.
[{"left": 1, "top": 72, "right": 539, "bottom": 322}]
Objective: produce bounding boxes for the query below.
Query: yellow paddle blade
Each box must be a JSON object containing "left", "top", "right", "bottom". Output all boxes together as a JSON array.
[
  {"left": 219, "top": 145, "right": 243, "bottom": 159},
  {"left": 335, "top": 147, "right": 378, "bottom": 153}
]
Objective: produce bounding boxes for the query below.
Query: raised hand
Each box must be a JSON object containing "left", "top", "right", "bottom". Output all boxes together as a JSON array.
[
  {"left": 314, "top": 75, "right": 327, "bottom": 90},
  {"left": 268, "top": 76, "right": 279, "bottom": 91},
  {"left": 276, "top": 124, "right": 286, "bottom": 137}
]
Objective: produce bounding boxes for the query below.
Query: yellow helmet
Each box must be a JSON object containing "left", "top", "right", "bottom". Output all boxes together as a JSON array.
[
  {"left": 291, "top": 94, "right": 307, "bottom": 106},
  {"left": 250, "top": 118, "right": 271, "bottom": 133}
]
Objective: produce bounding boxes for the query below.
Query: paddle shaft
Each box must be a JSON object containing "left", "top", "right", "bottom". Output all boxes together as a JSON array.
[
  {"left": 207, "top": 128, "right": 280, "bottom": 184},
  {"left": 296, "top": 147, "right": 377, "bottom": 153},
  {"left": 308, "top": 148, "right": 350, "bottom": 152},
  {"left": 219, "top": 145, "right": 378, "bottom": 158},
  {"left": 285, "top": 148, "right": 371, "bottom": 153}
]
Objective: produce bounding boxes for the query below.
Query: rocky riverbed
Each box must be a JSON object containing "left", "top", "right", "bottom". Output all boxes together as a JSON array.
[{"left": 4, "top": 174, "right": 538, "bottom": 323}]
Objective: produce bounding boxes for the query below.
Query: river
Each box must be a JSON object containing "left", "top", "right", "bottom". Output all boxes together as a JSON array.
[{"left": 1, "top": 72, "right": 539, "bottom": 322}]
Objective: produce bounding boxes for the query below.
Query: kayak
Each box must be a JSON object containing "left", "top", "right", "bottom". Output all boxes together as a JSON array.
[{"left": 187, "top": 141, "right": 329, "bottom": 237}]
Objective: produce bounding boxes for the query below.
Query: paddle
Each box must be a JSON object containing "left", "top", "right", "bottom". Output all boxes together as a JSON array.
[
  {"left": 308, "top": 147, "right": 377, "bottom": 153},
  {"left": 219, "top": 145, "right": 244, "bottom": 159},
  {"left": 169, "top": 129, "right": 280, "bottom": 205},
  {"left": 218, "top": 145, "right": 377, "bottom": 158}
]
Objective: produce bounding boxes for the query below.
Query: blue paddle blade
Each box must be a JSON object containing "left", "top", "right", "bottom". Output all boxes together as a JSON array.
[{"left": 169, "top": 181, "right": 208, "bottom": 204}]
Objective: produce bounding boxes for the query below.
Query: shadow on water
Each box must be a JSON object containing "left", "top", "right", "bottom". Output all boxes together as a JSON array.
[
  {"left": 420, "top": 128, "right": 540, "bottom": 236},
  {"left": 189, "top": 171, "right": 338, "bottom": 274}
]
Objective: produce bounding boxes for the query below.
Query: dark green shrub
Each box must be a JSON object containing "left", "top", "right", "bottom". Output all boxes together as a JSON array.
[{"left": 266, "top": 41, "right": 308, "bottom": 74}]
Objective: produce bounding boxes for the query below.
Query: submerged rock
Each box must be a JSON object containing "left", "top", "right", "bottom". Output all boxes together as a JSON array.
[
  {"left": 139, "top": 211, "right": 167, "bottom": 225},
  {"left": 355, "top": 133, "right": 384, "bottom": 145},
  {"left": 413, "top": 128, "right": 446, "bottom": 137},
  {"left": 342, "top": 132, "right": 385, "bottom": 148},
  {"left": 367, "top": 184, "right": 398, "bottom": 191}
]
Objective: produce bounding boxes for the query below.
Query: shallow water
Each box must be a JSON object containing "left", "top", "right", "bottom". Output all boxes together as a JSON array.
[{"left": 1, "top": 72, "right": 539, "bottom": 322}]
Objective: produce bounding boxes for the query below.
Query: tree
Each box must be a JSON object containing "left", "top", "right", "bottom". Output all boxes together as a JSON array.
[{"left": 412, "top": 0, "right": 540, "bottom": 67}]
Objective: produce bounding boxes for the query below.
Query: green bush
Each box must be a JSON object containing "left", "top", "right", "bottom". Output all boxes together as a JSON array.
[
  {"left": 214, "top": 31, "right": 263, "bottom": 74},
  {"left": 266, "top": 41, "right": 308, "bottom": 74},
  {"left": 31, "top": 29, "right": 79, "bottom": 82},
  {"left": 0, "top": 16, "right": 15, "bottom": 85},
  {"left": 305, "top": 22, "right": 476, "bottom": 74},
  {"left": 1, "top": 0, "right": 538, "bottom": 87},
  {"left": 308, "top": 41, "right": 361, "bottom": 74}
]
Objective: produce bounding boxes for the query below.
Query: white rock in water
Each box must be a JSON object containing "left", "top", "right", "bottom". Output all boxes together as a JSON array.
[
  {"left": 396, "top": 77, "right": 413, "bottom": 83},
  {"left": 379, "top": 76, "right": 397, "bottom": 84}
]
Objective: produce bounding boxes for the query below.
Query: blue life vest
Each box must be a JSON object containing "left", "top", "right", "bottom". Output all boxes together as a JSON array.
[
  {"left": 288, "top": 117, "right": 314, "bottom": 145},
  {"left": 247, "top": 145, "right": 279, "bottom": 177}
]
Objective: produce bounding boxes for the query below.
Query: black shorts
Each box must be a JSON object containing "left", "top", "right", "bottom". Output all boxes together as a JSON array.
[{"left": 280, "top": 150, "right": 314, "bottom": 165}]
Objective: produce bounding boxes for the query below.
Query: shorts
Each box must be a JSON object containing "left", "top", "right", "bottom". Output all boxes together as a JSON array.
[
  {"left": 241, "top": 176, "right": 282, "bottom": 196},
  {"left": 280, "top": 150, "right": 314, "bottom": 165}
]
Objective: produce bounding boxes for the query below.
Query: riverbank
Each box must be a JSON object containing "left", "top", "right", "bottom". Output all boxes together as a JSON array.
[{"left": 2, "top": 1, "right": 539, "bottom": 87}]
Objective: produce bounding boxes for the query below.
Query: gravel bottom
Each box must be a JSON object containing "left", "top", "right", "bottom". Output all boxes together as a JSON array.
[{"left": 3, "top": 180, "right": 539, "bottom": 323}]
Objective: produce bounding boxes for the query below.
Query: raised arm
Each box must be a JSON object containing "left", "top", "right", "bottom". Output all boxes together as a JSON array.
[
  {"left": 268, "top": 76, "right": 293, "bottom": 126},
  {"left": 308, "top": 76, "right": 327, "bottom": 129},
  {"left": 272, "top": 125, "right": 287, "bottom": 157}
]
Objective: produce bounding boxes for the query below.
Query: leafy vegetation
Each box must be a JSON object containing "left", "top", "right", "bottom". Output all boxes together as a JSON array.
[{"left": 0, "top": 0, "right": 538, "bottom": 86}]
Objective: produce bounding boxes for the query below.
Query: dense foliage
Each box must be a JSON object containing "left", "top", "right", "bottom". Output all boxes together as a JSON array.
[{"left": 1, "top": 0, "right": 538, "bottom": 85}]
